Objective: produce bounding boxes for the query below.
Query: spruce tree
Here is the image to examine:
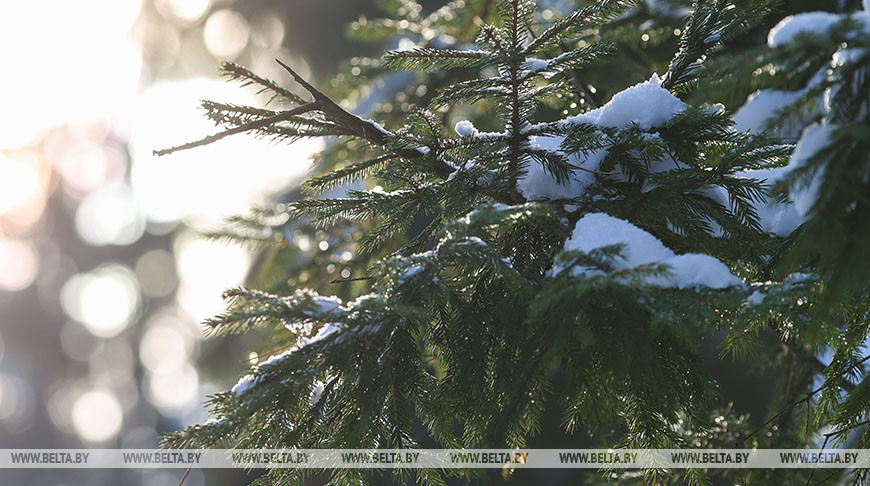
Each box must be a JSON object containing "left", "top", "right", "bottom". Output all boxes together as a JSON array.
[{"left": 157, "top": 0, "right": 870, "bottom": 484}]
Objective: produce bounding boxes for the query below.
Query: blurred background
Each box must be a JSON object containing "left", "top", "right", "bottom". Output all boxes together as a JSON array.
[{"left": 0, "top": 0, "right": 402, "bottom": 483}]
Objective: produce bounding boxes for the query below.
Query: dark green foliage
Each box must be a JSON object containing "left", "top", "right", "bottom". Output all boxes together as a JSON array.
[
  {"left": 662, "top": 0, "right": 779, "bottom": 93},
  {"left": 159, "top": 0, "right": 870, "bottom": 485}
]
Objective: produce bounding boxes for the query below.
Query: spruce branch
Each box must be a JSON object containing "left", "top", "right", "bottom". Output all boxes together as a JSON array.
[
  {"left": 154, "top": 59, "right": 458, "bottom": 182},
  {"left": 523, "top": 0, "right": 636, "bottom": 54},
  {"left": 663, "top": 0, "right": 779, "bottom": 92},
  {"left": 275, "top": 59, "right": 442, "bottom": 163},
  {"left": 382, "top": 48, "right": 497, "bottom": 71},
  {"left": 275, "top": 59, "right": 457, "bottom": 178},
  {"left": 221, "top": 61, "right": 308, "bottom": 106},
  {"left": 153, "top": 102, "right": 323, "bottom": 156},
  {"left": 159, "top": 2, "right": 870, "bottom": 483}
]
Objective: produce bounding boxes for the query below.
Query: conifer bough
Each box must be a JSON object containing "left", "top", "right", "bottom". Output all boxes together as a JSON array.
[{"left": 159, "top": 0, "right": 870, "bottom": 484}]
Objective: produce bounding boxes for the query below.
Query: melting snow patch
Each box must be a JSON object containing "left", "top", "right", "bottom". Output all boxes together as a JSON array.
[
  {"left": 557, "top": 213, "right": 744, "bottom": 289},
  {"left": 518, "top": 135, "right": 607, "bottom": 200},
  {"left": 733, "top": 89, "right": 805, "bottom": 134},
  {"left": 748, "top": 290, "right": 767, "bottom": 306},
  {"left": 311, "top": 295, "right": 343, "bottom": 315},
  {"left": 786, "top": 123, "right": 836, "bottom": 217},
  {"left": 734, "top": 167, "right": 804, "bottom": 237},
  {"left": 399, "top": 264, "right": 425, "bottom": 282},
  {"left": 767, "top": 12, "right": 843, "bottom": 47},
  {"left": 455, "top": 120, "right": 477, "bottom": 137},
  {"left": 232, "top": 374, "right": 260, "bottom": 395},
  {"left": 518, "top": 74, "right": 686, "bottom": 201},
  {"left": 595, "top": 74, "right": 686, "bottom": 130},
  {"left": 522, "top": 58, "right": 550, "bottom": 72}
]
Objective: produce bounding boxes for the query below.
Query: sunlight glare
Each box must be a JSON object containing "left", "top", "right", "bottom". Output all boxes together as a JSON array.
[
  {"left": 0, "top": 237, "right": 39, "bottom": 292},
  {"left": 130, "top": 78, "right": 322, "bottom": 229},
  {"left": 0, "top": 0, "right": 143, "bottom": 148},
  {"left": 174, "top": 232, "right": 250, "bottom": 321},
  {"left": 75, "top": 184, "right": 146, "bottom": 246},
  {"left": 204, "top": 9, "right": 250, "bottom": 58},
  {"left": 71, "top": 388, "right": 123, "bottom": 443},
  {"left": 60, "top": 264, "right": 141, "bottom": 338}
]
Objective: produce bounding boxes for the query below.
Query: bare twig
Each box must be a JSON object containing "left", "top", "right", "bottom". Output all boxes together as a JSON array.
[
  {"left": 805, "top": 433, "right": 832, "bottom": 486},
  {"left": 824, "top": 420, "right": 870, "bottom": 440},
  {"left": 178, "top": 465, "right": 192, "bottom": 486},
  {"left": 735, "top": 388, "right": 818, "bottom": 448},
  {"left": 737, "top": 355, "right": 870, "bottom": 447},
  {"left": 811, "top": 469, "right": 842, "bottom": 486},
  {"left": 155, "top": 59, "right": 443, "bottom": 170},
  {"left": 805, "top": 420, "right": 870, "bottom": 485},
  {"left": 275, "top": 59, "right": 438, "bottom": 164},
  {"left": 155, "top": 59, "right": 524, "bottom": 205},
  {"left": 330, "top": 276, "right": 375, "bottom": 284}
]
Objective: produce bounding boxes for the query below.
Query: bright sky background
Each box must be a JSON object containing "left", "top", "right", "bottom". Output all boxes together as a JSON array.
[{"left": 0, "top": 0, "right": 320, "bottom": 449}]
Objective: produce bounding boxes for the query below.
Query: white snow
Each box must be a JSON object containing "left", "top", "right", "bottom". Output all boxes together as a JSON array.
[
  {"left": 522, "top": 58, "right": 550, "bottom": 72},
  {"left": 562, "top": 213, "right": 673, "bottom": 268},
  {"left": 466, "top": 236, "right": 487, "bottom": 246},
  {"left": 450, "top": 120, "right": 504, "bottom": 141},
  {"left": 518, "top": 74, "right": 686, "bottom": 201},
  {"left": 348, "top": 292, "right": 379, "bottom": 308},
  {"left": 203, "top": 416, "right": 226, "bottom": 426},
  {"left": 832, "top": 47, "right": 866, "bottom": 67},
  {"left": 561, "top": 108, "right": 603, "bottom": 127},
  {"left": 768, "top": 11, "right": 870, "bottom": 48},
  {"left": 309, "top": 379, "right": 326, "bottom": 405},
  {"left": 232, "top": 374, "right": 260, "bottom": 395},
  {"left": 231, "top": 348, "right": 297, "bottom": 395},
  {"left": 363, "top": 118, "right": 391, "bottom": 136},
  {"left": 786, "top": 272, "right": 812, "bottom": 284},
  {"left": 767, "top": 12, "right": 842, "bottom": 47},
  {"left": 729, "top": 7, "right": 869, "bottom": 233},
  {"left": 518, "top": 135, "right": 607, "bottom": 200},
  {"left": 659, "top": 253, "right": 744, "bottom": 289},
  {"left": 735, "top": 167, "right": 804, "bottom": 237},
  {"left": 399, "top": 264, "right": 425, "bottom": 281},
  {"left": 298, "top": 322, "right": 342, "bottom": 348},
  {"left": 748, "top": 290, "right": 766, "bottom": 306},
  {"left": 233, "top": 320, "right": 343, "bottom": 396},
  {"left": 455, "top": 120, "right": 477, "bottom": 137},
  {"left": 311, "top": 295, "right": 343, "bottom": 315},
  {"left": 733, "top": 63, "right": 829, "bottom": 137},
  {"left": 595, "top": 74, "right": 686, "bottom": 130},
  {"left": 733, "top": 89, "right": 804, "bottom": 134},
  {"left": 700, "top": 168, "right": 804, "bottom": 238},
  {"left": 786, "top": 123, "right": 835, "bottom": 217},
  {"left": 557, "top": 213, "right": 743, "bottom": 289},
  {"left": 260, "top": 349, "right": 294, "bottom": 368}
]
